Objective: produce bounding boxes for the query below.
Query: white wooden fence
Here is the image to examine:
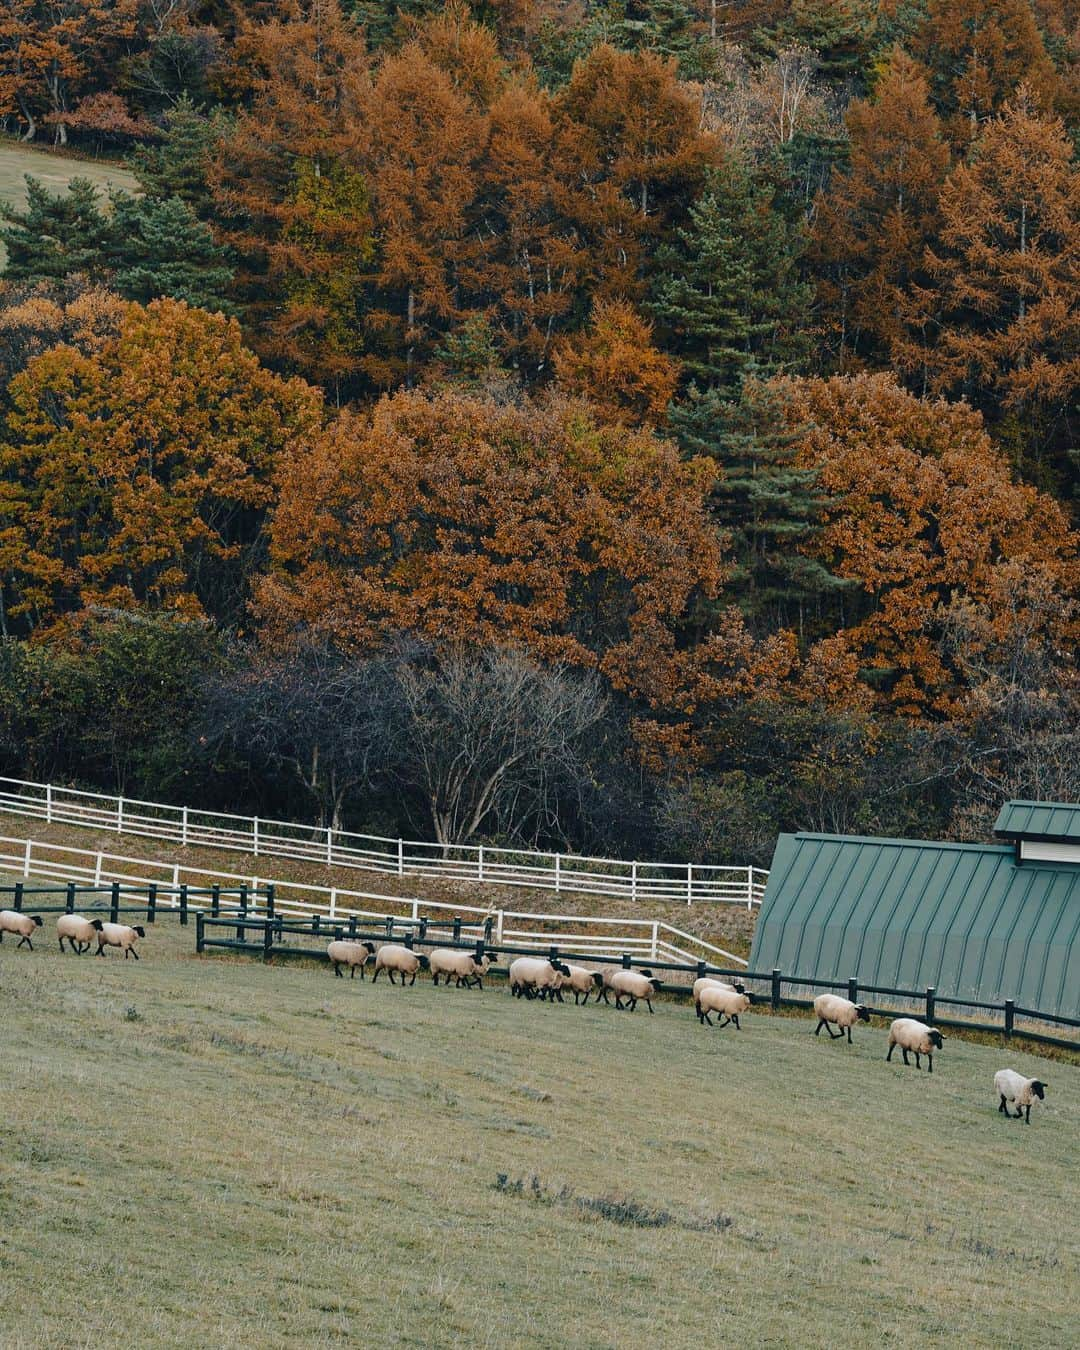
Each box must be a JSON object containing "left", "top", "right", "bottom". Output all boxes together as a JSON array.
[
  {"left": 0, "top": 776, "right": 768, "bottom": 907},
  {"left": 0, "top": 831, "right": 748, "bottom": 968}
]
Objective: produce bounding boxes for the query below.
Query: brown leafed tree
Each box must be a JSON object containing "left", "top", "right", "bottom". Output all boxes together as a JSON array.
[
  {"left": 893, "top": 90, "right": 1080, "bottom": 487},
  {"left": 772, "top": 371, "right": 1079, "bottom": 716},
  {"left": 811, "top": 48, "right": 950, "bottom": 369},
  {"left": 552, "top": 298, "right": 680, "bottom": 427}
]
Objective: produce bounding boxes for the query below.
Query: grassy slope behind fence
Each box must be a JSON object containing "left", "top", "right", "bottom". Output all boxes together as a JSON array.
[{"left": 1, "top": 918, "right": 1077, "bottom": 1348}]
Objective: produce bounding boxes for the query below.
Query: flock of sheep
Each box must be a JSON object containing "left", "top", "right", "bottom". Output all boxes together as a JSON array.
[{"left": 1, "top": 911, "right": 1051, "bottom": 1123}]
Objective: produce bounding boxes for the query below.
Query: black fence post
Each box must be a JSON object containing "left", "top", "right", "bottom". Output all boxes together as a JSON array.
[
  {"left": 12, "top": 881, "right": 23, "bottom": 912},
  {"left": 771, "top": 969, "right": 782, "bottom": 1011},
  {"left": 452, "top": 916, "right": 461, "bottom": 943},
  {"left": 474, "top": 939, "right": 485, "bottom": 963},
  {"left": 263, "top": 919, "right": 273, "bottom": 963},
  {"left": 196, "top": 910, "right": 205, "bottom": 955},
  {"left": 347, "top": 914, "right": 358, "bottom": 938},
  {"left": 925, "top": 987, "right": 936, "bottom": 1024},
  {"left": 384, "top": 915, "right": 394, "bottom": 939},
  {"left": 237, "top": 900, "right": 246, "bottom": 945},
  {"left": 418, "top": 916, "right": 428, "bottom": 941},
  {"left": 405, "top": 931, "right": 414, "bottom": 949},
  {"left": 1004, "top": 999, "right": 1015, "bottom": 1039},
  {"left": 65, "top": 882, "right": 76, "bottom": 914},
  {"left": 847, "top": 977, "right": 858, "bottom": 1004},
  {"left": 179, "top": 884, "right": 189, "bottom": 927},
  {"left": 211, "top": 885, "right": 220, "bottom": 918},
  {"left": 697, "top": 960, "right": 707, "bottom": 981},
  {"left": 110, "top": 882, "right": 120, "bottom": 924},
  {"left": 239, "top": 884, "right": 248, "bottom": 911},
  {"left": 265, "top": 885, "right": 275, "bottom": 920},
  {"left": 313, "top": 914, "right": 321, "bottom": 937},
  {"left": 483, "top": 916, "right": 493, "bottom": 945},
  {"left": 146, "top": 883, "right": 157, "bottom": 924}
]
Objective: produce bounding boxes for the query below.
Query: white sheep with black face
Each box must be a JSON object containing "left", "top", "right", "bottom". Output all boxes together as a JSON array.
[
  {"left": 429, "top": 948, "right": 492, "bottom": 989},
  {"left": 57, "top": 914, "right": 105, "bottom": 954},
  {"left": 96, "top": 922, "right": 146, "bottom": 959},
  {"left": 886, "top": 1018, "right": 944, "bottom": 1073},
  {"left": 813, "top": 994, "right": 871, "bottom": 1044},
  {"left": 0, "top": 910, "right": 43, "bottom": 949},
  {"left": 372, "top": 944, "right": 430, "bottom": 985},
  {"left": 326, "top": 939, "right": 375, "bottom": 979},
  {"left": 994, "top": 1069, "right": 1047, "bottom": 1124},
  {"left": 508, "top": 957, "right": 571, "bottom": 1001},
  {"left": 696, "top": 984, "right": 751, "bottom": 1029}
]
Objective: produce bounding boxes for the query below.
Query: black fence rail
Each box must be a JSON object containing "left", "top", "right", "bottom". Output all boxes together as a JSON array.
[
  {"left": 194, "top": 913, "right": 1080, "bottom": 1051},
  {"left": 0, "top": 881, "right": 274, "bottom": 927}
]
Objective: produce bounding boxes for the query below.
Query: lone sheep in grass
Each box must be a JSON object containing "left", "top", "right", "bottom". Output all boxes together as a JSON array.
[
  {"left": 995, "top": 1069, "right": 1047, "bottom": 1123},
  {"left": 609, "top": 968, "right": 663, "bottom": 1014},
  {"left": 371, "top": 943, "right": 430, "bottom": 985},
  {"left": 508, "top": 956, "right": 571, "bottom": 1001},
  {"left": 0, "top": 910, "right": 44, "bottom": 949},
  {"left": 595, "top": 966, "right": 656, "bottom": 1005},
  {"left": 57, "top": 914, "right": 105, "bottom": 955},
  {"left": 326, "top": 939, "right": 375, "bottom": 979},
  {"left": 886, "top": 1018, "right": 944, "bottom": 1073},
  {"left": 96, "top": 922, "right": 146, "bottom": 959},
  {"left": 813, "top": 994, "right": 870, "bottom": 1044},
  {"left": 696, "top": 983, "right": 751, "bottom": 1029},
  {"left": 429, "top": 948, "right": 492, "bottom": 989},
  {"left": 560, "top": 963, "right": 604, "bottom": 1005}
]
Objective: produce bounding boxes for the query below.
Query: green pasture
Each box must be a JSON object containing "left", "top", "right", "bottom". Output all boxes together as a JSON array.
[{"left": 0, "top": 918, "right": 1076, "bottom": 1348}]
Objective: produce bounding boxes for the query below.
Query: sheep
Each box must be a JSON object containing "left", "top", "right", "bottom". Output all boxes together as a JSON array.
[
  {"left": 508, "top": 956, "right": 571, "bottom": 1001},
  {"left": 56, "top": 913, "right": 105, "bottom": 955},
  {"left": 994, "top": 1069, "right": 1047, "bottom": 1124},
  {"left": 559, "top": 963, "right": 604, "bottom": 1005},
  {"left": 886, "top": 1018, "right": 944, "bottom": 1073},
  {"left": 429, "top": 948, "right": 492, "bottom": 989},
  {"left": 326, "top": 939, "right": 375, "bottom": 979},
  {"left": 371, "top": 943, "right": 430, "bottom": 985},
  {"left": 595, "top": 966, "right": 656, "bottom": 1005},
  {"left": 696, "top": 983, "right": 751, "bottom": 1029},
  {"left": 96, "top": 922, "right": 146, "bottom": 959},
  {"left": 813, "top": 993, "right": 871, "bottom": 1044},
  {"left": 0, "top": 909, "right": 44, "bottom": 949},
  {"left": 609, "top": 968, "right": 663, "bottom": 1014},
  {"left": 692, "top": 976, "right": 746, "bottom": 1004}
]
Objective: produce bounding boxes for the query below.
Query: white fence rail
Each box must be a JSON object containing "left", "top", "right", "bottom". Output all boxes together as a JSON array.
[
  {"left": 0, "top": 831, "right": 748, "bottom": 968},
  {"left": 0, "top": 776, "right": 768, "bottom": 907}
]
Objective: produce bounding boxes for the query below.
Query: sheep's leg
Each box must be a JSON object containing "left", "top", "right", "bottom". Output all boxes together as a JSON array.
[
  {"left": 998, "top": 1095, "right": 1008, "bottom": 1114},
  {"left": 371, "top": 966, "right": 380, "bottom": 983},
  {"left": 913, "top": 1051, "right": 921, "bottom": 1070},
  {"left": 554, "top": 989, "right": 564, "bottom": 1003},
  {"left": 886, "top": 1043, "right": 895, "bottom": 1062},
  {"left": 828, "top": 1024, "right": 842, "bottom": 1039},
  {"left": 1023, "top": 1105, "right": 1031, "bottom": 1123},
  {"left": 731, "top": 1014, "right": 741, "bottom": 1030},
  {"left": 701, "top": 1010, "right": 713, "bottom": 1027},
  {"left": 645, "top": 998, "right": 654, "bottom": 1014},
  {"left": 408, "top": 971, "right": 416, "bottom": 986},
  {"left": 846, "top": 1026, "right": 852, "bottom": 1044},
  {"left": 17, "top": 935, "right": 30, "bottom": 949},
  {"left": 901, "top": 1047, "right": 910, "bottom": 1066},
  {"left": 130, "top": 947, "right": 139, "bottom": 960},
  {"left": 717, "top": 1015, "right": 731, "bottom": 1028},
  {"left": 58, "top": 936, "right": 66, "bottom": 953},
  {"left": 349, "top": 965, "right": 356, "bottom": 979}
]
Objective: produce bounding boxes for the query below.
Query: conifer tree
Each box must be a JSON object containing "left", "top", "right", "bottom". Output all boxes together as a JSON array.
[
  {"left": 127, "top": 95, "right": 225, "bottom": 215},
  {"left": 0, "top": 177, "right": 109, "bottom": 281},
  {"left": 106, "top": 193, "right": 234, "bottom": 312}
]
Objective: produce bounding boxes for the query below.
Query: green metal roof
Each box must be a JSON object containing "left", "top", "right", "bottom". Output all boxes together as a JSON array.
[
  {"left": 994, "top": 800, "right": 1080, "bottom": 844},
  {"left": 750, "top": 832, "right": 1080, "bottom": 1019}
]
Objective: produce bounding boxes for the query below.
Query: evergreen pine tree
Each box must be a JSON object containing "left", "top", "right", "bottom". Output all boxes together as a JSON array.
[
  {"left": 651, "top": 161, "right": 838, "bottom": 626},
  {"left": 127, "top": 96, "right": 225, "bottom": 216},
  {"left": 0, "top": 177, "right": 110, "bottom": 282},
  {"left": 106, "top": 193, "right": 235, "bottom": 312}
]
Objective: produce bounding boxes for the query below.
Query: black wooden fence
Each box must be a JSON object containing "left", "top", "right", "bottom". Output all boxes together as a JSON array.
[
  {"left": 194, "top": 911, "right": 1080, "bottom": 1051},
  {"left": 1, "top": 881, "right": 273, "bottom": 927}
]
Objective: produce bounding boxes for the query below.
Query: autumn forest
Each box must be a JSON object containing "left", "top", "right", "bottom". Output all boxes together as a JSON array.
[{"left": 0, "top": 1, "right": 1077, "bottom": 860}]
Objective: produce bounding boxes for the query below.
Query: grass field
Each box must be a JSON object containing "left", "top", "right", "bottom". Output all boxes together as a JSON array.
[
  {"left": 0, "top": 139, "right": 138, "bottom": 266},
  {"left": 0, "top": 917, "right": 1076, "bottom": 1348}
]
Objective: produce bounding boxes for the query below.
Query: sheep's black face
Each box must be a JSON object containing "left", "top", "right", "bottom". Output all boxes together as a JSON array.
[
  {"left": 364, "top": 942, "right": 375, "bottom": 954},
  {"left": 418, "top": 955, "right": 430, "bottom": 969},
  {"left": 1031, "top": 1081, "right": 1046, "bottom": 1099},
  {"left": 856, "top": 1006, "right": 870, "bottom": 1022},
  {"left": 92, "top": 920, "right": 104, "bottom": 930},
  {"left": 134, "top": 926, "right": 146, "bottom": 938},
  {"left": 32, "top": 916, "right": 43, "bottom": 927},
  {"left": 929, "top": 1030, "right": 943, "bottom": 1049},
  {"left": 650, "top": 979, "right": 662, "bottom": 992},
  {"left": 733, "top": 982, "right": 746, "bottom": 994}
]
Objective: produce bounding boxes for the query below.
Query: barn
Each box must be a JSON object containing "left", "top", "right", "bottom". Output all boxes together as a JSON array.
[{"left": 749, "top": 800, "right": 1080, "bottom": 1020}]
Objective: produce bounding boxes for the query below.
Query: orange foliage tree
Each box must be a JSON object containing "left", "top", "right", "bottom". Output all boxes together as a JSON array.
[
  {"left": 552, "top": 299, "right": 680, "bottom": 426},
  {"left": 772, "top": 372, "right": 1079, "bottom": 716},
  {"left": 255, "top": 385, "right": 738, "bottom": 716},
  {"left": 0, "top": 299, "right": 323, "bottom": 633},
  {"left": 811, "top": 48, "right": 950, "bottom": 369},
  {"left": 894, "top": 92, "right": 1080, "bottom": 485}
]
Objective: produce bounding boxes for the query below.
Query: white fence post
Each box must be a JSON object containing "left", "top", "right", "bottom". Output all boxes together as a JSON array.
[
  {"left": 411, "top": 900, "right": 419, "bottom": 925},
  {"left": 651, "top": 921, "right": 658, "bottom": 960},
  {"left": 46, "top": 784, "right": 52, "bottom": 823},
  {"left": 631, "top": 861, "right": 637, "bottom": 903},
  {"left": 329, "top": 887, "right": 338, "bottom": 920},
  {"left": 23, "top": 838, "right": 32, "bottom": 876},
  {"left": 747, "top": 864, "right": 753, "bottom": 911},
  {"left": 326, "top": 827, "right": 333, "bottom": 866},
  {"left": 253, "top": 817, "right": 259, "bottom": 858},
  {"left": 117, "top": 796, "right": 124, "bottom": 833},
  {"left": 496, "top": 909, "right": 504, "bottom": 945},
  {"left": 555, "top": 854, "right": 561, "bottom": 893},
  {"left": 687, "top": 863, "right": 692, "bottom": 905},
  {"left": 397, "top": 839, "right": 404, "bottom": 876},
  {"left": 94, "top": 852, "right": 103, "bottom": 886},
  {"left": 478, "top": 845, "right": 484, "bottom": 884},
  {"left": 172, "top": 863, "right": 180, "bottom": 905},
  {"left": 181, "top": 806, "right": 188, "bottom": 848}
]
